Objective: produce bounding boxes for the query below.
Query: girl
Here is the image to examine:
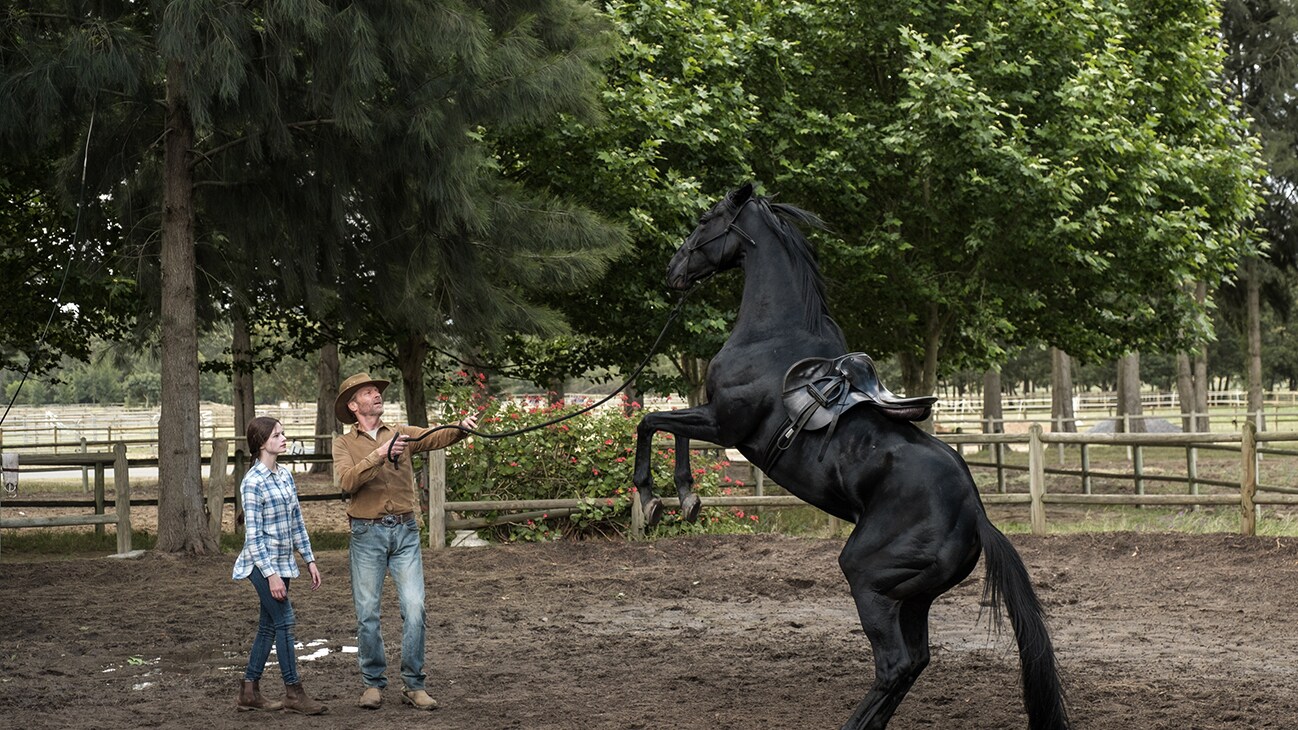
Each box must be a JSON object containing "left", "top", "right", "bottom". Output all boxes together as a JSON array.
[{"left": 232, "top": 416, "right": 327, "bottom": 714}]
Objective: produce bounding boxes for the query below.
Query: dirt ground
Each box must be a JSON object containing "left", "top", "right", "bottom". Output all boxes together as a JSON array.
[{"left": 2, "top": 531, "right": 1298, "bottom": 730}]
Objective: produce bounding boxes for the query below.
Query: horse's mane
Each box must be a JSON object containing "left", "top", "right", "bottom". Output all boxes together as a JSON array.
[{"left": 753, "top": 197, "right": 846, "bottom": 345}]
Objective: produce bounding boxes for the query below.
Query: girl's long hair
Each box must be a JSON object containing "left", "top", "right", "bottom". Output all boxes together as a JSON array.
[{"left": 246, "top": 416, "right": 280, "bottom": 463}]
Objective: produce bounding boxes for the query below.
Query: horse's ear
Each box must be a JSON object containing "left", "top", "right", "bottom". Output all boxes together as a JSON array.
[{"left": 730, "top": 182, "right": 754, "bottom": 205}]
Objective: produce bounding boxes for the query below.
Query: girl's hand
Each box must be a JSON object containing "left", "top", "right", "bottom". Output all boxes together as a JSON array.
[
  {"left": 268, "top": 573, "right": 287, "bottom": 601},
  {"left": 308, "top": 562, "right": 322, "bottom": 591}
]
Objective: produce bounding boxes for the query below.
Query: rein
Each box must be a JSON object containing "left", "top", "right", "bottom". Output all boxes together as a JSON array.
[{"left": 386, "top": 287, "right": 696, "bottom": 468}]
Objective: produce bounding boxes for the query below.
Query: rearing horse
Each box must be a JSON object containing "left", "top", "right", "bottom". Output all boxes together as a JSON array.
[{"left": 631, "top": 184, "right": 1069, "bottom": 730}]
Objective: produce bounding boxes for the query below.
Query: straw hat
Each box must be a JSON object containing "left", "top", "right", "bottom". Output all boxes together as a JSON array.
[{"left": 335, "top": 372, "right": 391, "bottom": 424}]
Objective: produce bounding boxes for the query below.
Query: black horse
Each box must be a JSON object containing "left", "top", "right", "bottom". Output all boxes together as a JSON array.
[{"left": 631, "top": 184, "right": 1069, "bottom": 730}]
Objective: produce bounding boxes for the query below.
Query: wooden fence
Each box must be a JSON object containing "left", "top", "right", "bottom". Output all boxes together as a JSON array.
[{"left": 4, "top": 422, "right": 1297, "bottom": 552}]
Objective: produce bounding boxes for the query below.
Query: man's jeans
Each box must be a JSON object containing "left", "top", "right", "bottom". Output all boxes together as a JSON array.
[
  {"left": 349, "top": 517, "right": 427, "bottom": 690},
  {"left": 244, "top": 571, "right": 299, "bottom": 685}
]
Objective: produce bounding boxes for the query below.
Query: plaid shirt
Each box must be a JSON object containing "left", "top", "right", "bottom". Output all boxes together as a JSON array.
[{"left": 232, "top": 462, "right": 315, "bottom": 580}]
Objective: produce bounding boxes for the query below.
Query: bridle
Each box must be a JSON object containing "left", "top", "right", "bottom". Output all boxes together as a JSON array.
[{"left": 681, "top": 197, "right": 758, "bottom": 271}]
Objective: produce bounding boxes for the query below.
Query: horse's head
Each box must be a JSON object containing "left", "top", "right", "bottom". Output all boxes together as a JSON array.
[{"left": 666, "top": 183, "right": 757, "bottom": 290}]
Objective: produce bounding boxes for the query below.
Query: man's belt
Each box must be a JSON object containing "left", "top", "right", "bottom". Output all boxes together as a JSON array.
[{"left": 349, "top": 512, "right": 416, "bottom": 526}]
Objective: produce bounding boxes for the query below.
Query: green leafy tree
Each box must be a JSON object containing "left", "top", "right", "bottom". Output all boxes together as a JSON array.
[
  {"left": 1219, "top": 0, "right": 1298, "bottom": 419},
  {"left": 494, "top": 0, "right": 763, "bottom": 401},
  {"left": 750, "top": 0, "right": 1263, "bottom": 396},
  {"left": 0, "top": 158, "right": 134, "bottom": 385}
]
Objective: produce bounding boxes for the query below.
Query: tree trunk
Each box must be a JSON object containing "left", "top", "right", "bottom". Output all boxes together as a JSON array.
[
  {"left": 681, "top": 356, "right": 709, "bottom": 407},
  {"left": 311, "top": 342, "right": 339, "bottom": 474},
  {"left": 982, "top": 368, "right": 1003, "bottom": 434},
  {"left": 1193, "top": 348, "right": 1210, "bottom": 432},
  {"left": 397, "top": 332, "right": 429, "bottom": 427},
  {"left": 231, "top": 303, "right": 255, "bottom": 439},
  {"left": 156, "top": 62, "right": 217, "bottom": 554},
  {"left": 623, "top": 380, "right": 642, "bottom": 416},
  {"left": 1175, "top": 352, "right": 1196, "bottom": 432},
  {"left": 898, "top": 352, "right": 923, "bottom": 400},
  {"left": 1116, "top": 352, "right": 1145, "bottom": 433},
  {"left": 1246, "top": 257, "right": 1265, "bottom": 430},
  {"left": 546, "top": 376, "right": 566, "bottom": 406},
  {"left": 1050, "top": 348, "right": 1075, "bottom": 432}
]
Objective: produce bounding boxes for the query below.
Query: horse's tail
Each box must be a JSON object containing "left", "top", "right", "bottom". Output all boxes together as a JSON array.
[{"left": 976, "top": 515, "right": 1070, "bottom": 730}]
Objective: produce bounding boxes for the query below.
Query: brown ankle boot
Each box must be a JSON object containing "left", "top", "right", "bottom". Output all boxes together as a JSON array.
[
  {"left": 236, "top": 679, "right": 282, "bottom": 711},
  {"left": 283, "top": 681, "right": 328, "bottom": 715}
]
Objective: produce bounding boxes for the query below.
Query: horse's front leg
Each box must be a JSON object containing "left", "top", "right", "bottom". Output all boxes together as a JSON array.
[
  {"left": 632, "top": 407, "right": 720, "bottom": 526},
  {"left": 671, "top": 434, "right": 704, "bottom": 522}
]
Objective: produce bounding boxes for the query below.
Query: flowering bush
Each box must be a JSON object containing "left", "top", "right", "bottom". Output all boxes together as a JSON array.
[{"left": 435, "top": 371, "right": 757, "bottom": 542}]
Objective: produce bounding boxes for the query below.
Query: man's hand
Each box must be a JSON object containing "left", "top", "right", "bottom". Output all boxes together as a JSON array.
[
  {"left": 383, "top": 434, "right": 409, "bottom": 461},
  {"left": 458, "top": 413, "right": 479, "bottom": 432}
]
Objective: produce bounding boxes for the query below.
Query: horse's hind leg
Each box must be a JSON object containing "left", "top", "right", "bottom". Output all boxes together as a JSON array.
[
  {"left": 672, "top": 435, "right": 702, "bottom": 522},
  {"left": 838, "top": 535, "right": 934, "bottom": 729},
  {"left": 838, "top": 590, "right": 920, "bottom": 730}
]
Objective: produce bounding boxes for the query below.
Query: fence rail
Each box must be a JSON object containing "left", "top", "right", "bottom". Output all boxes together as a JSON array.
[{"left": 2, "top": 422, "right": 1295, "bottom": 551}]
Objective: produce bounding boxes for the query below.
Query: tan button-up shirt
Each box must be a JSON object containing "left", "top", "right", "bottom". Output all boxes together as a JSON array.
[{"left": 333, "top": 421, "right": 466, "bottom": 520}]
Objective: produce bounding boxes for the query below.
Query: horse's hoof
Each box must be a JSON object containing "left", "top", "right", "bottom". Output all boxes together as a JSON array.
[
  {"left": 643, "top": 497, "right": 663, "bottom": 527},
  {"left": 680, "top": 493, "right": 702, "bottom": 523}
]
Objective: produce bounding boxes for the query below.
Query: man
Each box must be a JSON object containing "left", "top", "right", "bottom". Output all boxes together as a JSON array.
[{"left": 332, "top": 372, "right": 477, "bottom": 711}]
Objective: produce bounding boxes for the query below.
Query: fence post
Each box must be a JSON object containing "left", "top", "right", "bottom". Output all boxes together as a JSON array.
[
  {"left": 1080, "top": 442, "right": 1092, "bottom": 495},
  {"left": 994, "top": 441, "right": 1006, "bottom": 494},
  {"left": 1240, "top": 422, "right": 1257, "bottom": 536},
  {"left": 1133, "top": 445, "right": 1145, "bottom": 497},
  {"left": 81, "top": 437, "right": 89, "bottom": 493},
  {"left": 427, "top": 450, "right": 446, "bottom": 550},
  {"left": 630, "top": 489, "right": 645, "bottom": 540},
  {"left": 94, "top": 462, "right": 106, "bottom": 537},
  {"left": 232, "top": 449, "right": 246, "bottom": 532},
  {"left": 114, "top": 442, "right": 131, "bottom": 554},
  {"left": 1028, "top": 423, "right": 1047, "bottom": 535},
  {"left": 1186, "top": 445, "right": 1199, "bottom": 498},
  {"left": 208, "top": 439, "right": 228, "bottom": 540}
]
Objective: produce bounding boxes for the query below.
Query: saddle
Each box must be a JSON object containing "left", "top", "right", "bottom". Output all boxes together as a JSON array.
[{"left": 769, "top": 353, "right": 937, "bottom": 462}]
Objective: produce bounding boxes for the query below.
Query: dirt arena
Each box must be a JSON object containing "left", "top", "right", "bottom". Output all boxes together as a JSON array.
[{"left": 2, "top": 531, "right": 1296, "bottom": 729}]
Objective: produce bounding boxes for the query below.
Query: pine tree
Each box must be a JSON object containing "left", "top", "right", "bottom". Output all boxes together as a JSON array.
[{"left": 1, "top": 0, "right": 623, "bottom": 551}]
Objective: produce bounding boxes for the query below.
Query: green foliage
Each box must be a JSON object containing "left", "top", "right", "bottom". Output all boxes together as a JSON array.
[
  {"left": 752, "top": 0, "right": 1263, "bottom": 392},
  {"left": 498, "top": 0, "right": 1263, "bottom": 401},
  {"left": 437, "top": 371, "right": 757, "bottom": 540},
  {"left": 493, "top": 0, "right": 764, "bottom": 396}
]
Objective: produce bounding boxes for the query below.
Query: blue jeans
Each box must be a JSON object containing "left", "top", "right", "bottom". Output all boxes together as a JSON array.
[
  {"left": 349, "top": 518, "right": 426, "bottom": 690},
  {"left": 244, "top": 571, "right": 299, "bottom": 685}
]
